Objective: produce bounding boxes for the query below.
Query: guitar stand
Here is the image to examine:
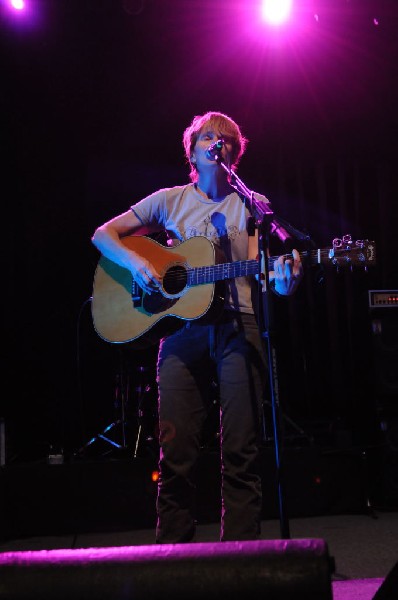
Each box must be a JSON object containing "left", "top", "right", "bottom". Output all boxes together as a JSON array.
[
  {"left": 74, "top": 356, "right": 158, "bottom": 460},
  {"left": 74, "top": 361, "right": 131, "bottom": 459}
]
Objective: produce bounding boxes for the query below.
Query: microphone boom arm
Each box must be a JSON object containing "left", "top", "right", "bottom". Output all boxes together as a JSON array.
[{"left": 218, "top": 159, "right": 310, "bottom": 243}]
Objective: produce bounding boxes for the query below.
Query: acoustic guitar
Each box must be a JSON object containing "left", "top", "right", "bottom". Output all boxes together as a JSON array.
[{"left": 91, "top": 234, "right": 376, "bottom": 345}]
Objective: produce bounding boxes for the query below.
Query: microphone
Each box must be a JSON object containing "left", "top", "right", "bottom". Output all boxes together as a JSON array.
[{"left": 205, "top": 139, "right": 224, "bottom": 161}]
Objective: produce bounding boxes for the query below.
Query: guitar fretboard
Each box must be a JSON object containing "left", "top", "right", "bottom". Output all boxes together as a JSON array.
[
  {"left": 187, "top": 252, "right": 315, "bottom": 285},
  {"left": 188, "top": 259, "right": 260, "bottom": 285}
]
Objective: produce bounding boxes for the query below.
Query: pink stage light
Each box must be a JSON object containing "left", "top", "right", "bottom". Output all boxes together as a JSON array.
[
  {"left": 10, "top": 0, "right": 25, "bottom": 10},
  {"left": 1, "top": 0, "right": 43, "bottom": 30},
  {"left": 246, "top": 0, "right": 313, "bottom": 49},
  {"left": 261, "top": 0, "right": 293, "bottom": 26}
]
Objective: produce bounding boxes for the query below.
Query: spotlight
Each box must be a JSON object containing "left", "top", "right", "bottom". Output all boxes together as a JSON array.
[{"left": 261, "top": 0, "right": 293, "bottom": 26}]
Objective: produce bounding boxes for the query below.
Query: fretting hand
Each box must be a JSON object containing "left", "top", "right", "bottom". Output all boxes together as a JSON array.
[{"left": 272, "top": 249, "right": 303, "bottom": 296}]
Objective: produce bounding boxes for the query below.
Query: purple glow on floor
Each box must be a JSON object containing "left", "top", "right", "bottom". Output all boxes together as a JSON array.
[
  {"left": 332, "top": 578, "right": 384, "bottom": 600},
  {"left": 0, "top": 538, "right": 326, "bottom": 564}
]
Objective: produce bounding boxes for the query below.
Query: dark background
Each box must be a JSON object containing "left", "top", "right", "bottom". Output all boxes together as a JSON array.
[{"left": 2, "top": 0, "right": 398, "bottom": 503}]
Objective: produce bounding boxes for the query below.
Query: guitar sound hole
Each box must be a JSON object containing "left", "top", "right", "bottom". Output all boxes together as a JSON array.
[{"left": 163, "top": 265, "right": 187, "bottom": 295}]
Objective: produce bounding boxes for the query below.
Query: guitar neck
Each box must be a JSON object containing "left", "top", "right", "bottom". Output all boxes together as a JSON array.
[
  {"left": 187, "top": 252, "right": 312, "bottom": 285},
  {"left": 186, "top": 240, "right": 375, "bottom": 285}
]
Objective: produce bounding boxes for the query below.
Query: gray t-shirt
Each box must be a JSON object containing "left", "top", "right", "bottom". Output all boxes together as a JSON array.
[{"left": 131, "top": 183, "right": 269, "bottom": 314}]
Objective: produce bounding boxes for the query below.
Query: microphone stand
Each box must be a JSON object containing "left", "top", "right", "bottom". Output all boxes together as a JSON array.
[{"left": 217, "top": 158, "right": 305, "bottom": 539}]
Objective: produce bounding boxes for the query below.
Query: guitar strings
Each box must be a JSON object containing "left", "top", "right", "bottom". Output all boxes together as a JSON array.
[{"left": 144, "top": 247, "right": 369, "bottom": 285}]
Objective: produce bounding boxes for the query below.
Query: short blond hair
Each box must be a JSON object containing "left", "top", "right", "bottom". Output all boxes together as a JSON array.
[{"left": 182, "top": 111, "right": 248, "bottom": 182}]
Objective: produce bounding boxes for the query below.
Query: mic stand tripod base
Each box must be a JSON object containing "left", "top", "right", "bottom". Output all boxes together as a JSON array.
[{"left": 73, "top": 419, "right": 129, "bottom": 460}]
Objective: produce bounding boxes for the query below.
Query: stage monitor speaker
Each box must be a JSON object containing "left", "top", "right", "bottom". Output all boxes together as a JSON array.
[
  {"left": 373, "top": 562, "right": 398, "bottom": 600},
  {"left": 0, "top": 538, "right": 334, "bottom": 600},
  {"left": 369, "top": 305, "right": 398, "bottom": 408}
]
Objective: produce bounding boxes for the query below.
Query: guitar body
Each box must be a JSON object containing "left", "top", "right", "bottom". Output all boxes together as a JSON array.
[{"left": 91, "top": 236, "right": 222, "bottom": 345}]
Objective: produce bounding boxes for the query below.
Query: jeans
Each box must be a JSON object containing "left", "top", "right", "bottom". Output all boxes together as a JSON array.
[{"left": 155, "top": 311, "right": 267, "bottom": 543}]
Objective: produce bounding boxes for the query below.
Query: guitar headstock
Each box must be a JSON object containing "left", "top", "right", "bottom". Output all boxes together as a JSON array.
[{"left": 328, "top": 234, "right": 376, "bottom": 269}]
